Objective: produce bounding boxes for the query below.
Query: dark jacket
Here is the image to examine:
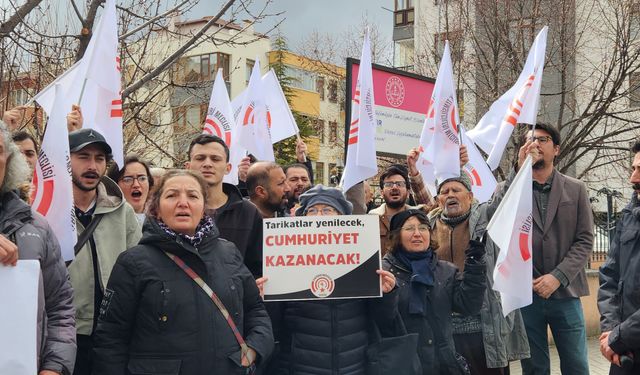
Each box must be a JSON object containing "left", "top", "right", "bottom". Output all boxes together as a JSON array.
[
  {"left": 92, "top": 218, "right": 274, "bottom": 375},
  {"left": 269, "top": 292, "right": 398, "bottom": 374},
  {"left": 1, "top": 191, "right": 76, "bottom": 375},
  {"left": 212, "top": 183, "right": 263, "bottom": 276},
  {"left": 383, "top": 250, "right": 486, "bottom": 375},
  {"left": 599, "top": 196, "right": 640, "bottom": 369}
]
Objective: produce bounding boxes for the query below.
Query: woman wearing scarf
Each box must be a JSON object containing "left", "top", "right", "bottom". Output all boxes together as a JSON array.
[
  {"left": 92, "top": 169, "right": 273, "bottom": 375},
  {"left": 383, "top": 209, "right": 486, "bottom": 374}
]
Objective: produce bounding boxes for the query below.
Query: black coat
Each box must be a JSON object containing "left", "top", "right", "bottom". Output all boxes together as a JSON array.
[
  {"left": 91, "top": 218, "right": 274, "bottom": 375},
  {"left": 213, "top": 183, "right": 263, "bottom": 277},
  {"left": 269, "top": 293, "right": 398, "bottom": 374},
  {"left": 599, "top": 198, "right": 640, "bottom": 373},
  {"left": 383, "top": 251, "right": 486, "bottom": 375}
]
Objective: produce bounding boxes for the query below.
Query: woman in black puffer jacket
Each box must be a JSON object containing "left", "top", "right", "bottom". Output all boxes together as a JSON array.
[
  {"left": 263, "top": 185, "right": 398, "bottom": 375},
  {"left": 382, "top": 209, "right": 486, "bottom": 375},
  {"left": 92, "top": 170, "right": 274, "bottom": 375}
]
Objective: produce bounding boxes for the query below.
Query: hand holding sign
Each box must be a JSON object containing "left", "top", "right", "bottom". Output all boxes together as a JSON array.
[{"left": 376, "top": 269, "right": 396, "bottom": 293}]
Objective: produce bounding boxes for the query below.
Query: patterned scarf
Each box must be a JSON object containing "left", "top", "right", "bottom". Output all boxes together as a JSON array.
[
  {"left": 395, "top": 248, "right": 435, "bottom": 316},
  {"left": 440, "top": 209, "right": 471, "bottom": 227},
  {"left": 157, "top": 215, "right": 216, "bottom": 247}
]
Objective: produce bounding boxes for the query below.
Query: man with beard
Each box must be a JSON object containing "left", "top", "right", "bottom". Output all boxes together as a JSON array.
[
  {"left": 247, "top": 161, "right": 291, "bottom": 218},
  {"left": 598, "top": 141, "right": 640, "bottom": 375},
  {"left": 518, "top": 123, "right": 593, "bottom": 375},
  {"left": 598, "top": 140, "right": 640, "bottom": 375},
  {"left": 284, "top": 163, "right": 312, "bottom": 214},
  {"left": 427, "top": 140, "right": 542, "bottom": 374},
  {"left": 186, "top": 134, "right": 263, "bottom": 276},
  {"left": 67, "top": 129, "right": 141, "bottom": 375}
]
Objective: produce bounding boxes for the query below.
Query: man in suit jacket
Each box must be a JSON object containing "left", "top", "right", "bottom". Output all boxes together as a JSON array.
[{"left": 519, "top": 123, "right": 594, "bottom": 375}]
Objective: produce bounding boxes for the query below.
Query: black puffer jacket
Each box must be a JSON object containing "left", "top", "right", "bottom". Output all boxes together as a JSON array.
[
  {"left": 212, "top": 183, "right": 263, "bottom": 277},
  {"left": 270, "top": 293, "right": 398, "bottom": 374},
  {"left": 383, "top": 248, "right": 486, "bottom": 375},
  {"left": 92, "top": 218, "right": 273, "bottom": 375}
]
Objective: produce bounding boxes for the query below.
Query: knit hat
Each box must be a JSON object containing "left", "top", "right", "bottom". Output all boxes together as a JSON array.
[
  {"left": 390, "top": 209, "right": 428, "bottom": 232},
  {"left": 436, "top": 172, "right": 472, "bottom": 194},
  {"left": 295, "top": 185, "right": 353, "bottom": 216}
]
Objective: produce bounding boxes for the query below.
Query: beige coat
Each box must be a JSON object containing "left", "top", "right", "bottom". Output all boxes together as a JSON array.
[{"left": 68, "top": 177, "right": 142, "bottom": 335}]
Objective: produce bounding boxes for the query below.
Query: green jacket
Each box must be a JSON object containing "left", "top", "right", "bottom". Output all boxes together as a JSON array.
[{"left": 68, "top": 177, "right": 142, "bottom": 335}]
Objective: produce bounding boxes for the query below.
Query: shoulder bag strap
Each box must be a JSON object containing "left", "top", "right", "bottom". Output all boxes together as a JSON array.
[
  {"left": 74, "top": 214, "right": 103, "bottom": 256},
  {"left": 163, "top": 251, "right": 254, "bottom": 366}
]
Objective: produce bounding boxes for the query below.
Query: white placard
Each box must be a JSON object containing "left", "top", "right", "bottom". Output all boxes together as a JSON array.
[
  {"left": 0, "top": 260, "right": 40, "bottom": 375},
  {"left": 263, "top": 215, "right": 381, "bottom": 301}
]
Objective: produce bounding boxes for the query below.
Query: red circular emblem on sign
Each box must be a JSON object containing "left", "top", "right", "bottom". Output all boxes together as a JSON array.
[
  {"left": 385, "top": 76, "right": 405, "bottom": 108},
  {"left": 310, "top": 274, "right": 335, "bottom": 298}
]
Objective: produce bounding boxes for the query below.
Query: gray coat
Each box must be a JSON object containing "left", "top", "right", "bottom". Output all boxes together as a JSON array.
[
  {"left": 531, "top": 171, "right": 593, "bottom": 298},
  {"left": 428, "top": 170, "right": 530, "bottom": 368},
  {"left": 1, "top": 191, "right": 76, "bottom": 375}
]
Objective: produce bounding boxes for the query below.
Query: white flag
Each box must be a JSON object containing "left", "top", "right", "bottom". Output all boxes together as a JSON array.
[
  {"left": 459, "top": 125, "right": 497, "bottom": 203},
  {"left": 231, "top": 69, "right": 299, "bottom": 144},
  {"left": 422, "top": 42, "right": 460, "bottom": 182},
  {"left": 262, "top": 69, "right": 299, "bottom": 143},
  {"left": 488, "top": 156, "right": 533, "bottom": 316},
  {"left": 416, "top": 100, "right": 436, "bottom": 196},
  {"left": 468, "top": 27, "right": 547, "bottom": 170},
  {"left": 32, "top": 84, "right": 77, "bottom": 261},
  {"left": 340, "top": 30, "right": 377, "bottom": 191},
  {"left": 235, "top": 58, "right": 275, "bottom": 161},
  {"left": 203, "top": 69, "right": 238, "bottom": 183},
  {"left": 33, "top": 0, "right": 124, "bottom": 165}
]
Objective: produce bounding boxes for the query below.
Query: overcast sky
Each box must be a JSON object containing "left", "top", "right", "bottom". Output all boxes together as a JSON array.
[{"left": 190, "top": 0, "right": 394, "bottom": 58}]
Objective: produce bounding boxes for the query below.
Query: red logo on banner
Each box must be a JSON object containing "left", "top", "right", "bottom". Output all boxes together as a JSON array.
[
  {"left": 463, "top": 166, "right": 483, "bottom": 187},
  {"left": 310, "top": 274, "right": 335, "bottom": 298},
  {"left": 31, "top": 153, "right": 55, "bottom": 215},
  {"left": 111, "top": 99, "right": 122, "bottom": 118},
  {"left": 203, "top": 118, "right": 232, "bottom": 146},
  {"left": 385, "top": 76, "right": 405, "bottom": 107},
  {"left": 242, "top": 103, "right": 272, "bottom": 128}
]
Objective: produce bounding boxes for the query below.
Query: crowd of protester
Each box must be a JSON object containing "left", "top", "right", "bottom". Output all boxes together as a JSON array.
[{"left": 1, "top": 105, "right": 639, "bottom": 375}]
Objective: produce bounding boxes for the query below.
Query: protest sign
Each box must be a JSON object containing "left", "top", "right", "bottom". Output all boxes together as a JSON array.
[
  {"left": 0, "top": 260, "right": 40, "bottom": 375},
  {"left": 263, "top": 215, "right": 381, "bottom": 301}
]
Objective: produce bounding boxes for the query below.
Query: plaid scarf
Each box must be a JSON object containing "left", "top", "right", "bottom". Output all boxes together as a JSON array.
[{"left": 157, "top": 215, "right": 216, "bottom": 247}]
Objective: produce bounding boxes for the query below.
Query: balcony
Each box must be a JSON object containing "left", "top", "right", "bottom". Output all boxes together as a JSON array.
[{"left": 393, "top": 8, "right": 414, "bottom": 41}]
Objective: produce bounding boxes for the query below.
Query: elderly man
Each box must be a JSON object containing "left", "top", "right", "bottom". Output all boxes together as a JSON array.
[
  {"left": 427, "top": 142, "right": 539, "bottom": 374},
  {"left": 0, "top": 121, "right": 76, "bottom": 375},
  {"left": 598, "top": 140, "right": 640, "bottom": 374}
]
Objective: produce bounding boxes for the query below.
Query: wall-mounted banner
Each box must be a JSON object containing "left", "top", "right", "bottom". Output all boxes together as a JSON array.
[{"left": 263, "top": 215, "right": 381, "bottom": 301}]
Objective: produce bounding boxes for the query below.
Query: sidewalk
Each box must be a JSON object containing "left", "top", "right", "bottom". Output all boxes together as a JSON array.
[{"left": 510, "top": 336, "right": 611, "bottom": 374}]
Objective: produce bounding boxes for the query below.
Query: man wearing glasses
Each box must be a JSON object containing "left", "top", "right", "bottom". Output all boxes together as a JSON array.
[
  {"left": 368, "top": 164, "right": 430, "bottom": 255},
  {"left": 519, "top": 123, "right": 594, "bottom": 375}
]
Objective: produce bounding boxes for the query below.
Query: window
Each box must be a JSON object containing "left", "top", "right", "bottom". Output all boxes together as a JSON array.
[
  {"left": 246, "top": 59, "right": 255, "bottom": 85},
  {"left": 284, "top": 65, "right": 317, "bottom": 92},
  {"left": 630, "top": 72, "right": 640, "bottom": 107},
  {"left": 178, "top": 52, "right": 230, "bottom": 84},
  {"left": 315, "top": 161, "right": 325, "bottom": 185},
  {"left": 173, "top": 104, "right": 207, "bottom": 131},
  {"left": 328, "top": 80, "right": 338, "bottom": 103},
  {"left": 633, "top": 3, "right": 640, "bottom": 39},
  {"left": 329, "top": 121, "right": 338, "bottom": 142},
  {"left": 8, "top": 88, "right": 29, "bottom": 106},
  {"left": 316, "top": 119, "right": 325, "bottom": 143},
  {"left": 316, "top": 76, "right": 325, "bottom": 100},
  {"left": 394, "top": 0, "right": 414, "bottom": 26}
]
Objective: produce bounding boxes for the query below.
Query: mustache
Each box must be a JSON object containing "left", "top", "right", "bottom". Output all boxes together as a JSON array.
[
  {"left": 633, "top": 183, "right": 640, "bottom": 191},
  {"left": 81, "top": 172, "right": 100, "bottom": 179}
]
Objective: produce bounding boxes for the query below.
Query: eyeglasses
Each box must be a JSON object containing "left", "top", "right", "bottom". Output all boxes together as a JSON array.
[
  {"left": 383, "top": 181, "right": 407, "bottom": 189},
  {"left": 306, "top": 207, "right": 338, "bottom": 216},
  {"left": 531, "top": 136, "right": 552, "bottom": 144},
  {"left": 401, "top": 224, "right": 430, "bottom": 233},
  {"left": 121, "top": 175, "right": 149, "bottom": 185}
]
